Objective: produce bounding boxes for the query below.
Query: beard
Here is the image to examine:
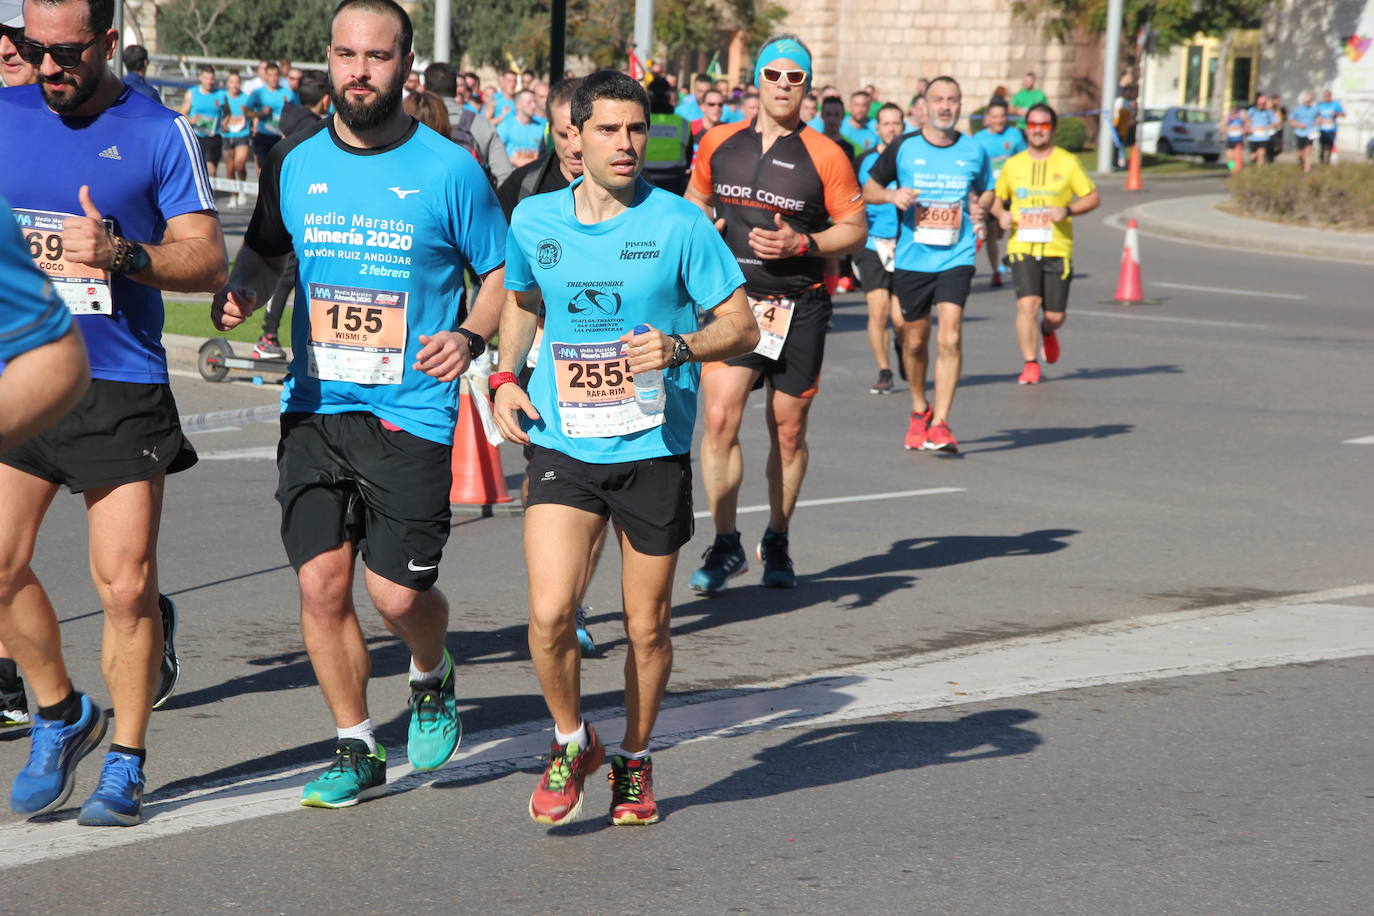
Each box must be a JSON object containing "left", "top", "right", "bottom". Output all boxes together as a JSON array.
[
  {"left": 41, "top": 70, "right": 100, "bottom": 114},
  {"left": 330, "top": 77, "right": 403, "bottom": 133}
]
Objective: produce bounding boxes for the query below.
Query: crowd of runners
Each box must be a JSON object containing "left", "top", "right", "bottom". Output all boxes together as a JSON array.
[{"left": 1, "top": 0, "right": 1271, "bottom": 830}]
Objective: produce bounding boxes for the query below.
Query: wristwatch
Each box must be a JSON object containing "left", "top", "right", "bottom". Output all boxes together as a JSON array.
[
  {"left": 456, "top": 327, "right": 486, "bottom": 358},
  {"left": 668, "top": 333, "right": 693, "bottom": 368},
  {"left": 111, "top": 237, "right": 150, "bottom": 275}
]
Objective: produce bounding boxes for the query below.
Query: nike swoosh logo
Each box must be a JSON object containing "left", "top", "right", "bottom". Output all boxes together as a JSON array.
[{"left": 407, "top": 560, "right": 438, "bottom": 572}]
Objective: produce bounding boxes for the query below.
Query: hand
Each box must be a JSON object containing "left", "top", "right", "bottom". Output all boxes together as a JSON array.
[
  {"left": 713, "top": 216, "right": 726, "bottom": 235},
  {"left": 492, "top": 382, "right": 539, "bottom": 445},
  {"left": 211, "top": 283, "right": 258, "bottom": 331},
  {"left": 969, "top": 196, "right": 987, "bottom": 223},
  {"left": 413, "top": 330, "right": 472, "bottom": 382},
  {"left": 888, "top": 187, "right": 918, "bottom": 211},
  {"left": 618, "top": 323, "right": 671, "bottom": 375},
  {"left": 997, "top": 209, "right": 1013, "bottom": 232},
  {"left": 61, "top": 186, "right": 116, "bottom": 270},
  {"left": 747, "top": 212, "right": 803, "bottom": 260},
  {"left": 1049, "top": 206, "right": 1069, "bottom": 222}
]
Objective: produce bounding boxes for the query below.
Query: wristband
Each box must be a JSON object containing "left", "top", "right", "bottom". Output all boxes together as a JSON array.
[
  {"left": 800, "top": 233, "right": 817, "bottom": 256},
  {"left": 488, "top": 371, "right": 519, "bottom": 394}
]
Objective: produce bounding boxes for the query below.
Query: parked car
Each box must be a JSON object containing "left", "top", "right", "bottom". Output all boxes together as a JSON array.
[{"left": 1138, "top": 106, "right": 1222, "bottom": 161}]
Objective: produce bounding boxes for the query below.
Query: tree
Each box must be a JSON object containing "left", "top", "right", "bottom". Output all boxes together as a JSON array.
[
  {"left": 1010, "top": 0, "right": 1264, "bottom": 57},
  {"left": 157, "top": 0, "right": 337, "bottom": 61},
  {"left": 725, "top": 0, "right": 789, "bottom": 56}
]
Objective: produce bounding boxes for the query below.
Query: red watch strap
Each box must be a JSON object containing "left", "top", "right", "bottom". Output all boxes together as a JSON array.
[{"left": 488, "top": 371, "right": 519, "bottom": 391}]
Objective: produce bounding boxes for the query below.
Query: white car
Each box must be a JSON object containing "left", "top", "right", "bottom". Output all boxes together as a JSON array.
[{"left": 1138, "top": 106, "right": 1222, "bottom": 161}]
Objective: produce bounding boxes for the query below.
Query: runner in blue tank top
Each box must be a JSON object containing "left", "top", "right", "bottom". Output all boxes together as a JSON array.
[
  {"left": 971, "top": 98, "right": 1026, "bottom": 288},
  {"left": 213, "top": 0, "right": 508, "bottom": 810},
  {"left": 179, "top": 64, "right": 228, "bottom": 177}
]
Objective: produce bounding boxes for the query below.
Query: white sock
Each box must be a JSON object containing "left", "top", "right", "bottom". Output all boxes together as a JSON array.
[
  {"left": 554, "top": 721, "right": 587, "bottom": 748},
  {"left": 618, "top": 746, "right": 650, "bottom": 760},
  {"left": 337, "top": 719, "right": 376, "bottom": 754},
  {"left": 410, "top": 651, "right": 451, "bottom": 684}
]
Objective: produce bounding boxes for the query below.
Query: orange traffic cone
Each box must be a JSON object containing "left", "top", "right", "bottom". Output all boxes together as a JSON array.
[
  {"left": 1125, "top": 144, "right": 1144, "bottom": 191},
  {"left": 449, "top": 382, "right": 512, "bottom": 506},
  {"left": 1114, "top": 218, "right": 1144, "bottom": 305}
]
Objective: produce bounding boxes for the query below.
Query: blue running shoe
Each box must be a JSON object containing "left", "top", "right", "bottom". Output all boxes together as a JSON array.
[
  {"left": 407, "top": 651, "right": 461, "bottom": 771},
  {"left": 10, "top": 693, "right": 107, "bottom": 816},
  {"left": 688, "top": 533, "right": 748, "bottom": 594},
  {"left": 77, "top": 752, "right": 145, "bottom": 826},
  {"left": 575, "top": 606, "right": 598, "bottom": 658},
  {"left": 757, "top": 528, "right": 797, "bottom": 589},
  {"left": 152, "top": 593, "right": 179, "bottom": 710},
  {"left": 301, "top": 740, "right": 387, "bottom": 808}
]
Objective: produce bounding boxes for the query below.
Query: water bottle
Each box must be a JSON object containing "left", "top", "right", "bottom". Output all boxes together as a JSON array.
[{"left": 631, "top": 324, "right": 665, "bottom": 415}]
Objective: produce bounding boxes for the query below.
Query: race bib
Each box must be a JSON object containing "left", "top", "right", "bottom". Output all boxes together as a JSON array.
[
  {"left": 224, "top": 115, "right": 247, "bottom": 133},
  {"left": 307, "top": 282, "right": 407, "bottom": 385},
  {"left": 261, "top": 114, "right": 281, "bottom": 135},
  {"left": 873, "top": 236, "right": 896, "bottom": 273},
  {"left": 749, "top": 296, "right": 795, "bottom": 360},
  {"left": 191, "top": 113, "right": 218, "bottom": 137},
  {"left": 12, "top": 208, "right": 113, "bottom": 316},
  {"left": 914, "top": 199, "right": 962, "bottom": 246},
  {"left": 549, "top": 339, "right": 664, "bottom": 438},
  {"left": 1318, "top": 116, "right": 1334, "bottom": 130},
  {"left": 509, "top": 149, "right": 539, "bottom": 168},
  {"left": 1016, "top": 207, "right": 1054, "bottom": 244}
]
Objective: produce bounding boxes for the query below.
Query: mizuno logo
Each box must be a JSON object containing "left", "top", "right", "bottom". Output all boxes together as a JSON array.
[
  {"left": 99, "top": 146, "right": 122, "bottom": 160},
  {"left": 389, "top": 187, "right": 420, "bottom": 199},
  {"left": 308, "top": 183, "right": 329, "bottom": 195},
  {"left": 407, "top": 559, "right": 438, "bottom": 572}
]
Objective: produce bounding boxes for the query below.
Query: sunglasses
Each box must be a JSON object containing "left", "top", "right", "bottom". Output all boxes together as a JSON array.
[
  {"left": 702, "top": 101, "right": 723, "bottom": 107},
  {"left": 0, "top": 25, "right": 22, "bottom": 47},
  {"left": 760, "top": 67, "right": 807, "bottom": 86},
  {"left": 15, "top": 33, "right": 101, "bottom": 70},
  {"left": 1026, "top": 121, "right": 1054, "bottom": 130}
]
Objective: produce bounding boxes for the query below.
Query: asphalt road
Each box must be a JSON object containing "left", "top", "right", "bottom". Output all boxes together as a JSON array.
[{"left": 1, "top": 176, "right": 1370, "bottom": 913}]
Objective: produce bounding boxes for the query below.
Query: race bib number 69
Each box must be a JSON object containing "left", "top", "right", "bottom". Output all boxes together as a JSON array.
[{"left": 11, "top": 208, "right": 113, "bottom": 316}]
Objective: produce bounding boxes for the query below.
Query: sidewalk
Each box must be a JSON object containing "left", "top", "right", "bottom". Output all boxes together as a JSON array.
[{"left": 1116, "top": 192, "right": 1374, "bottom": 264}]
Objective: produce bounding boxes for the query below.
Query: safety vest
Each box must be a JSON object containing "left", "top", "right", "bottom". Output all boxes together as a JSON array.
[{"left": 646, "top": 113, "right": 690, "bottom": 169}]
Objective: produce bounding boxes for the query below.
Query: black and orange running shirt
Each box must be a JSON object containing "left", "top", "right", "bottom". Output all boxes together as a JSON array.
[{"left": 691, "top": 120, "right": 864, "bottom": 299}]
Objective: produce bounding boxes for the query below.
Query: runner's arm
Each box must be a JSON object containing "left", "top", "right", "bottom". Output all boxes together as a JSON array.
[
  {"left": 863, "top": 178, "right": 916, "bottom": 210},
  {"left": 211, "top": 243, "right": 288, "bottom": 331},
  {"left": 492, "top": 288, "right": 542, "bottom": 445},
  {"left": 412, "top": 264, "right": 507, "bottom": 383},
  {"left": 622, "top": 285, "right": 757, "bottom": 375},
  {"left": 178, "top": 92, "right": 192, "bottom": 115},
  {"left": 0, "top": 326, "right": 88, "bottom": 451},
  {"left": 1058, "top": 188, "right": 1100, "bottom": 222}
]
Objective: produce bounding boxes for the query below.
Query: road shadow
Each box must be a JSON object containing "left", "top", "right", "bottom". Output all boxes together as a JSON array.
[
  {"left": 959, "top": 424, "right": 1134, "bottom": 454},
  {"left": 956, "top": 363, "right": 1183, "bottom": 389}
]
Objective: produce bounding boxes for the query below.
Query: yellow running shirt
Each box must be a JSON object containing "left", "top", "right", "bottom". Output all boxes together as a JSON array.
[{"left": 995, "top": 147, "right": 1096, "bottom": 260}]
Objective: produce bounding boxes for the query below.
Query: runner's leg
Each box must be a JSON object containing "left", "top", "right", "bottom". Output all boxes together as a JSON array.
[
  {"left": 865, "top": 287, "right": 892, "bottom": 373},
  {"left": 1015, "top": 294, "right": 1043, "bottom": 362},
  {"left": 298, "top": 542, "right": 369, "bottom": 728},
  {"left": 764, "top": 387, "right": 814, "bottom": 533},
  {"left": 615, "top": 526, "right": 677, "bottom": 754},
  {"left": 363, "top": 569, "right": 448, "bottom": 674},
  {"left": 902, "top": 315, "right": 932, "bottom": 415},
  {"left": 699, "top": 365, "right": 759, "bottom": 536},
  {"left": 931, "top": 301, "right": 964, "bottom": 426},
  {"left": 0, "top": 467, "right": 65, "bottom": 706}
]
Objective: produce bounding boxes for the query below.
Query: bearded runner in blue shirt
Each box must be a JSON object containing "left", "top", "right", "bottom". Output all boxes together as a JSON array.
[
  {"left": 0, "top": 0, "right": 226, "bottom": 828},
  {"left": 864, "top": 75, "right": 993, "bottom": 454},
  {"left": 213, "top": 0, "right": 507, "bottom": 810},
  {"left": 493, "top": 71, "right": 756, "bottom": 830}
]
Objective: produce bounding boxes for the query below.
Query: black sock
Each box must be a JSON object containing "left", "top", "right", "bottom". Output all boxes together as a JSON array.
[
  {"left": 38, "top": 689, "right": 81, "bottom": 725},
  {"left": 0, "top": 657, "right": 18, "bottom": 689},
  {"left": 109, "top": 743, "right": 146, "bottom": 763}
]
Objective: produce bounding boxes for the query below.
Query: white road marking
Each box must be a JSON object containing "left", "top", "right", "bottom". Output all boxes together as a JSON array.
[
  {"left": 694, "top": 487, "right": 965, "bottom": 519},
  {"left": 1076, "top": 308, "right": 1258, "bottom": 330},
  {"left": 2, "top": 583, "right": 1370, "bottom": 867},
  {"left": 1153, "top": 281, "right": 1307, "bottom": 301},
  {"left": 1343, "top": 435, "right": 1374, "bottom": 445}
]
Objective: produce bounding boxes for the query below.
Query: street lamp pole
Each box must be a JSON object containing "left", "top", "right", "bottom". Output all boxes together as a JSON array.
[
  {"left": 434, "top": 0, "right": 451, "bottom": 62},
  {"left": 634, "top": 0, "right": 654, "bottom": 70},
  {"left": 550, "top": 0, "right": 566, "bottom": 83},
  {"left": 1097, "top": 0, "right": 1123, "bottom": 175}
]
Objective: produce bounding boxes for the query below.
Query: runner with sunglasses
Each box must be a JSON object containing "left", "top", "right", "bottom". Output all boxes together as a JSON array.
[
  {"left": 0, "top": 0, "right": 33, "bottom": 86},
  {"left": 989, "top": 103, "right": 1099, "bottom": 385},
  {"left": 686, "top": 34, "right": 866, "bottom": 593},
  {"left": 0, "top": 0, "right": 226, "bottom": 826}
]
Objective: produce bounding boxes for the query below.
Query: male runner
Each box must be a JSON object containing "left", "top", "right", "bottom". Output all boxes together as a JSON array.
[
  {"left": 841, "top": 89, "right": 879, "bottom": 155},
  {"left": 863, "top": 75, "right": 992, "bottom": 453},
  {"left": 0, "top": 0, "right": 33, "bottom": 86},
  {"left": 494, "top": 70, "right": 755, "bottom": 826},
  {"left": 675, "top": 72, "right": 712, "bottom": 122},
  {"left": 687, "top": 34, "right": 865, "bottom": 592},
  {"left": 1316, "top": 90, "right": 1345, "bottom": 165},
  {"left": 689, "top": 88, "right": 725, "bottom": 144},
  {"left": 180, "top": 64, "right": 227, "bottom": 178},
  {"left": 819, "top": 95, "right": 860, "bottom": 159},
  {"left": 1288, "top": 93, "right": 1319, "bottom": 174},
  {"left": 247, "top": 61, "right": 299, "bottom": 170},
  {"left": 0, "top": 0, "right": 225, "bottom": 826},
  {"left": 498, "top": 88, "right": 545, "bottom": 168},
  {"left": 971, "top": 98, "right": 1025, "bottom": 287},
  {"left": 990, "top": 103, "right": 1099, "bottom": 385},
  {"left": 490, "top": 69, "right": 518, "bottom": 125},
  {"left": 1246, "top": 94, "right": 1275, "bottom": 165},
  {"left": 213, "top": 0, "right": 506, "bottom": 810},
  {"left": 854, "top": 102, "right": 904, "bottom": 394}
]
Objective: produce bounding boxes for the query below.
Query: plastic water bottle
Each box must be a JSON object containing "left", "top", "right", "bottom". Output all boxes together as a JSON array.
[{"left": 631, "top": 324, "right": 665, "bottom": 415}]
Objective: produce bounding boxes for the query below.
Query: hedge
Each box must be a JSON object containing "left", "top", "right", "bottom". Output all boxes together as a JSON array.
[{"left": 1228, "top": 162, "right": 1374, "bottom": 231}]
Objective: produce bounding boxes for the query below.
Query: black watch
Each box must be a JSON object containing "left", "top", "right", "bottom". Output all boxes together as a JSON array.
[
  {"left": 668, "top": 333, "right": 693, "bottom": 368},
  {"left": 112, "top": 238, "right": 150, "bottom": 276},
  {"left": 456, "top": 327, "right": 485, "bottom": 358}
]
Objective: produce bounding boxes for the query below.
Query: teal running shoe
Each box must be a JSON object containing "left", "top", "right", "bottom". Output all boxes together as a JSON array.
[
  {"left": 77, "top": 751, "right": 145, "bottom": 826},
  {"left": 407, "top": 650, "right": 461, "bottom": 771},
  {"left": 300, "top": 739, "right": 386, "bottom": 809},
  {"left": 757, "top": 528, "right": 797, "bottom": 589},
  {"left": 688, "top": 532, "right": 747, "bottom": 594}
]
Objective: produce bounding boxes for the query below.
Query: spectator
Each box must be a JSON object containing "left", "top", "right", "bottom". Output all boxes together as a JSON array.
[
  {"left": 403, "top": 90, "right": 451, "bottom": 137},
  {"left": 121, "top": 44, "right": 160, "bottom": 103},
  {"left": 423, "top": 61, "right": 514, "bottom": 185},
  {"left": 643, "top": 76, "right": 691, "bottom": 194}
]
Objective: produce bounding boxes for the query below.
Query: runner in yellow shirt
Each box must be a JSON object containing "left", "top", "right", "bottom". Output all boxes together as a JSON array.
[{"left": 991, "top": 103, "right": 1099, "bottom": 385}]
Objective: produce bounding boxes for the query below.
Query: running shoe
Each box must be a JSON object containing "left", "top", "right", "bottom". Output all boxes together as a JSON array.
[
  {"left": 870, "top": 369, "right": 894, "bottom": 395},
  {"left": 904, "top": 405, "right": 933, "bottom": 450},
  {"left": 575, "top": 606, "right": 598, "bottom": 658},
  {"left": 922, "top": 422, "right": 959, "bottom": 453},
  {"left": 0, "top": 707, "right": 30, "bottom": 730},
  {"left": 529, "top": 724, "right": 604, "bottom": 825},
  {"left": 77, "top": 751, "right": 145, "bottom": 827},
  {"left": 1041, "top": 329, "right": 1060, "bottom": 364},
  {"left": 10, "top": 693, "right": 107, "bottom": 816},
  {"left": 1017, "top": 361, "right": 1041, "bottom": 385},
  {"left": 153, "top": 593, "right": 179, "bottom": 710},
  {"left": 991, "top": 271, "right": 1003, "bottom": 288},
  {"left": 252, "top": 333, "right": 287, "bottom": 360},
  {"left": 688, "top": 533, "right": 748, "bottom": 594},
  {"left": 757, "top": 528, "right": 796, "bottom": 589},
  {"left": 0, "top": 666, "right": 29, "bottom": 730},
  {"left": 407, "top": 650, "right": 461, "bottom": 771},
  {"left": 608, "top": 754, "right": 659, "bottom": 826},
  {"left": 301, "top": 739, "right": 387, "bottom": 809}
]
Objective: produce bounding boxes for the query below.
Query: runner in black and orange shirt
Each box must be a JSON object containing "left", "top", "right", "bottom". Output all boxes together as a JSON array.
[{"left": 685, "top": 34, "right": 865, "bottom": 594}]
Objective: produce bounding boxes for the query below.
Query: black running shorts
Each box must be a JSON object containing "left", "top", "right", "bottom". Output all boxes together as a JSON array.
[
  {"left": 719, "top": 285, "right": 832, "bottom": 398},
  {"left": 852, "top": 245, "right": 893, "bottom": 293},
  {"left": 0, "top": 380, "right": 197, "bottom": 492},
  {"left": 1009, "top": 255, "right": 1073, "bottom": 313},
  {"left": 197, "top": 135, "right": 223, "bottom": 165},
  {"left": 276, "top": 412, "right": 453, "bottom": 591},
  {"left": 893, "top": 265, "right": 976, "bottom": 321},
  {"left": 525, "top": 445, "right": 693, "bottom": 557}
]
